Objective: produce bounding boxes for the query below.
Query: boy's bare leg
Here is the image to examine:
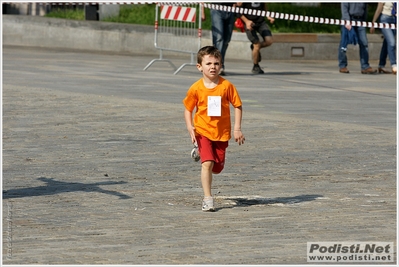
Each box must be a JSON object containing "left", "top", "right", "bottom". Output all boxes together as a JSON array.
[{"left": 201, "top": 161, "right": 214, "bottom": 197}]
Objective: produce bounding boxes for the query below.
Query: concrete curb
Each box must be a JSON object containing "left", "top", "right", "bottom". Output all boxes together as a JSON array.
[{"left": 3, "top": 14, "right": 385, "bottom": 61}]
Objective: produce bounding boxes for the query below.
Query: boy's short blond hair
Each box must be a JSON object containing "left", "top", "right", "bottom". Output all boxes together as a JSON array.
[{"left": 197, "top": 46, "right": 222, "bottom": 64}]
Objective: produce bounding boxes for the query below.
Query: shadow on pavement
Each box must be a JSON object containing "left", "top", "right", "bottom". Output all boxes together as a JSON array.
[
  {"left": 218, "top": 194, "right": 323, "bottom": 210},
  {"left": 3, "top": 177, "right": 132, "bottom": 199},
  {"left": 224, "top": 71, "right": 309, "bottom": 76}
]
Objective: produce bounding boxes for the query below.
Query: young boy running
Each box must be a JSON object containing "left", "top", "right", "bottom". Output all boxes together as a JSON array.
[{"left": 183, "top": 46, "right": 245, "bottom": 212}]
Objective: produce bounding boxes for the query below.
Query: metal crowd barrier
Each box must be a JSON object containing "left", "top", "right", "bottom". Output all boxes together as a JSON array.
[{"left": 143, "top": 3, "right": 202, "bottom": 75}]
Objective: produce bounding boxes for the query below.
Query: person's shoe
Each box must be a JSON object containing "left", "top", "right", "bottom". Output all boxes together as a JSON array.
[
  {"left": 250, "top": 44, "right": 261, "bottom": 62},
  {"left": 219, "top": 67, "right": 225, "bottom": 76},
  {"left": 252, "top": 65, "right": 264, "bottom": 74},
  {"left": 392, "top": 67, "right": 397, "bottom": 75},
  {"left": 191, "top": 144, "right": 200, "bottom": 162},
  {"left": 378, "top": 67, "right": 392, "bottom": 74},
  {"left": 361, "top": 67, "right": 377, "bottom": 74},
  {"left": 202, "top": 196, "right": 215, "bottom": 212},
  {"left": 339, "top": 67, "right": 350, "bottom": 73}
]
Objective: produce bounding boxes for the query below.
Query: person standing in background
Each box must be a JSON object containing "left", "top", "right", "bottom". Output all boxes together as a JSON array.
[
  {"left": 202, "top": 3, "right": 237, "bottom": 76},
  {"left": 338, "top": 2, "right": 377, "bottom": 74},
  {"left": 375, "top": 39, "right": 392, "bottom": 73},
  {"left": 370, "top": 2, "right": 397, "bottom": 75}
]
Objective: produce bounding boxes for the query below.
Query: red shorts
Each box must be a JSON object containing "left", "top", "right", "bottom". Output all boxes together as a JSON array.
[{"left": 196, "top": 135, "right": 229, "bottom": 174}]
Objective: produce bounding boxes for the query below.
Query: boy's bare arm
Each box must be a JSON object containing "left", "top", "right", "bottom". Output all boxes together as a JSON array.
[
  {"left": 184, "top": 108, "right": 196, "bottom": 144},
  {"left": 234, "top": 106, "right": 245, "bottom": 145}
]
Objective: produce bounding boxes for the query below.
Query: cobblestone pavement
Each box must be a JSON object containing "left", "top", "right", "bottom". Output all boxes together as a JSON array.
[{"left": 2, "top": 46, "right": 396, "bottom": 265}]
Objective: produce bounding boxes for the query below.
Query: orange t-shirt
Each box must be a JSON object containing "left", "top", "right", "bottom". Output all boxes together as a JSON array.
[{"left": 183, "top": 77, "right": 242, "bottom": 141}]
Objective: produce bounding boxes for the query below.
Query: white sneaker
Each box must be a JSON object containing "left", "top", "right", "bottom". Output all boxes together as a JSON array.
[
  {"left": 191, "top": 144, "right": 200, "bottom": 162},
  {"left": 202, "top": 196, "right": 215, "bottom": 212}
]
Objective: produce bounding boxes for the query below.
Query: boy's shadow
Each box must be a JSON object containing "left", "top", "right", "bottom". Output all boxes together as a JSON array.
[
  {"left": 217, "top": 194, "right": 323, "bottom": 210},
  {"left": 3, "top": 177, "right": 132, "bottom": 199}
]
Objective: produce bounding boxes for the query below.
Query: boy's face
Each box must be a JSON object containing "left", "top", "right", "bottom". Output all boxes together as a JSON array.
[{"left": 197, "top": 55, "right": 221, "bottom": 79}]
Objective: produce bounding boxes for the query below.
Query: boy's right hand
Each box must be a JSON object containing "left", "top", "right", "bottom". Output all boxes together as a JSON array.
[{"left": 188, "top": 126, "right": 196, "bottom": 144}]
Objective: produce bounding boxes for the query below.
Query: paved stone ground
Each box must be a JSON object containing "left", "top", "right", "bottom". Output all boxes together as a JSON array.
[{"left": 2, "top": 46, "right": 397, "bottom": 265}]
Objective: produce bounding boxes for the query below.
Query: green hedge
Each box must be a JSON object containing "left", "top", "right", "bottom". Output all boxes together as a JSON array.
[{"left": 46, "top": 3, "right": 379, "bottom": 34}]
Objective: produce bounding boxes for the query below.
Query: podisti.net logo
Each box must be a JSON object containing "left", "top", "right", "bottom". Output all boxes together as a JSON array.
[{"left": 307, "top": 242, "right": 394, "bottom": 263}]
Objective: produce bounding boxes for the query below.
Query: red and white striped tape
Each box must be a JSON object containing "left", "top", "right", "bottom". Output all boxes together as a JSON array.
[
  {"left": 8, "top": 2, "right": 396, "bottom": 29},
  {"left": 202, "top": 3, "right": 396, "bottom": 30},
  {"left": 160, "top": 5, "right": 196, "bottom": 23}
]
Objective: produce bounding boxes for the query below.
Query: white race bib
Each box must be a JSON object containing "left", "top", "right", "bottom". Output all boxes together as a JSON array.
[{"left": 207, "top": 96, "right": 221, "bottom": 117}]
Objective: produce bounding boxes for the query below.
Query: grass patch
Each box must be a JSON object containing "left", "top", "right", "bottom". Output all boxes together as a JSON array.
[
  {"left": 103, "top": 4, "right": 155, "bottom": 25},
  {"left": 45, "top": 7, "right": 85, "bottom": 20}
]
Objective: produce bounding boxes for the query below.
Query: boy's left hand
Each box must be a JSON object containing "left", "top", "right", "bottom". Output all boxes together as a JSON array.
[{"left": 234, "top": 130, "right": 245, "bottom": 145}]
